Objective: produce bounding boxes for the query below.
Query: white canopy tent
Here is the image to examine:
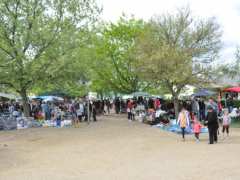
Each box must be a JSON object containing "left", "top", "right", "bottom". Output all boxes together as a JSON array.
[{"left": 0, "top": 92, "right": 19, "bottom": 100}]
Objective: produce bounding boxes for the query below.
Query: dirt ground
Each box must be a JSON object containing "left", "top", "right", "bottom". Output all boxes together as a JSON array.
[{"left": 0, "top": 114, "right": 240, "bottom": 180}]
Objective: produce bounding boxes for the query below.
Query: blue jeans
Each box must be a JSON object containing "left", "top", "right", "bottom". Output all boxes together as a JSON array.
[{"left": 56, "top": 118, "right": 61, "bottom": 127}]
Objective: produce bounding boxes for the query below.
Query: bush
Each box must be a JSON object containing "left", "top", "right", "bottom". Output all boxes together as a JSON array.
[{"left": 233, "top": 100, "right": 240, "bottom": 108}]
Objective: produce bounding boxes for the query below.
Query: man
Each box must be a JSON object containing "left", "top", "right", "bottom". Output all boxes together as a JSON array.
[
  {"left": 106, "top": 99, "right": 111, "bottom": 114},
  {"left": 198, "top": 99, "right": 206, "bottom": 121},
  {"left": 114, "top": 98, "right": 121, "bottom": 114},
  {"left": 191, "top": 98, "right": 200, "bottom": 119},
  {"left": 92, "top": 102, "right": 97, "bottom": 122},
  {"left": 208, "top": 98, "right": 218, "bottom": 113},
  {"left": 41, "top": 101, "right": 51, "bottom": 120},
  {"left": 226, "top": 96, "right": 234, "bottom": 113},
  {"left": 205, "top": 106, "right": 219, "bottom": 144}
]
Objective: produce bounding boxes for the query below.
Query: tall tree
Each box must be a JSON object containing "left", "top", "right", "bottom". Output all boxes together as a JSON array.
[
  {"left": 218, "top": 47, "right": 240, "bottom": 79},
  {"left": 136, "top": 8, "right": 222, "bottom": 117},
  {"left": 92, "top": 16, "right": 146, "bottom": 94},
  {"left": 0, "top": 0, "right": 100, "bottom": 116}
]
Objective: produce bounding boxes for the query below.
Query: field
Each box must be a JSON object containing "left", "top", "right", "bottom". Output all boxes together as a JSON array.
[{"left": 1, "top": 114, "right": 240, "bottom": 180}]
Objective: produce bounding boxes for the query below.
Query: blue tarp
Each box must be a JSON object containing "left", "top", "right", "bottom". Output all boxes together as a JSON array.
[
  {"left": 153, "top": 123, "right": 208, "bottom": 134},
  {"left": 192, "top": 89, "right": 216, "bottom": 97}
]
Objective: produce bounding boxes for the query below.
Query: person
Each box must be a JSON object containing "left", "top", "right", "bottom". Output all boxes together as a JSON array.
[
  {"left": 177, "top": 107, "right": 190, "bottom": 141},
  {"left": 92, "top": 103, "right": 97, "bottom": 122},
  {"left": 193, "top": 113, "right": 202, "bottom": 142},
  {"left": 205, "top": 106, "right": 218, "bottom": 144},
  {"left": 208, "top": 98, "right": 218, "bottom": 113},
  {"left": 154, "top": 98, "right": 161, "bottom": 110},
  {"left": 131, "top": 102, "right": 136, "bottom": 121},
  {"left": 114, "top": 98, "right": 121, "bottom": 114},
  {"left": 76, "top": 102, "right": 84, "bottom": 122},
  {"left": 191, "top": 98, "right": 200, "bottom": 119},
  {"left": 198, "top": 99, "right": 205, "bottom": 121},
  {"left": 226, "top": 96, "right": 234, "bottom": 113},
  {"left": 127, "top": 100, "right": 133, "bottom": 121},
  {"left": 9, "top": 103, "right": 15, "bottom": 116},
  {"left": 222, "top": 109, "right": 231, "bottom": 138},
  {"left": 41, "top": 101, "right": 51, "bottom": 120},
  {"left": 55, "top": 107, "right": 63, "bottom": 128}
]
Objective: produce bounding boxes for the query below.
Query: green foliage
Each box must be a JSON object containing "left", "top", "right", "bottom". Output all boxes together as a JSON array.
[
  {"left": 217, "top": 47, "right": 240, "bottom": 81},
  {"left": 135, "top": 7, "right": 222, "bottom": 116},
  {"left": 233, "top": 100, "right": 240, "bottom": 108},
  {"left": 91, "top": 16, "right": 147, "bottom": 94},
  {"left": 0, "top": 0, "right": 100, "bottom": 115}
]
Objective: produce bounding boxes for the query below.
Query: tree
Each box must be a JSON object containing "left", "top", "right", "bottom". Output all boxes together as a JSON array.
[
  {"left": 0, "top": 0, "right": 100, "bottom": 116},
  {"left": 91, "top": 16, "right": 146, "bottom": 94},
  {"left": 136, "top": 8, "right": 222, "bottom": 117},
  {"left": 218, "top": 47, "right": 240, "bottom": 78}
]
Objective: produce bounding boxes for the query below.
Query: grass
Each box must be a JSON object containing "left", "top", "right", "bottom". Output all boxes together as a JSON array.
[
  {"left": 231, "top": 121, "right": 240, "bottom": 128},
  {"left": 231, "top": 117, "right": 240, "bottom": 128}
]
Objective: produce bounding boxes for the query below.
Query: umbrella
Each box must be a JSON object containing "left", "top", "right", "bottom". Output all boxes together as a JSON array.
[
  {"left": 192, "top": 89, "right": 216, "bottom": 97},
  {"left": 122, "top": 95, "right": 133, "bottom": 100},
  {"left": 131, "top": 92, "right": 150, "bottom": 97},
  {"left": 36, "top": 96, "right": 64, "bottom": 102},
  {"left": 223, "top": 87, "right": 240, "bottom": 93}
]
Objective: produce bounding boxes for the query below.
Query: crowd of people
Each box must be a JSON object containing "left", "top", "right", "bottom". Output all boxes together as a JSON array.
[
  {"left": 121, "top": 96, "right": 233, "bottom": 145},
  {"left": 0, "top": 95, "right": 236, "bottom": 144},
  {"left": 0, "top": 98, "right": 114, "bottom": 128}
]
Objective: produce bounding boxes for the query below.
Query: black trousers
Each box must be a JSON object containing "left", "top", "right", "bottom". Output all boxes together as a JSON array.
[
  {"left": 195, "top": 133, "right": 199, "bottom": 140},
  {"left": 77, "top": 115, "right": 82, "bottom": 122},
  {"left": 222, "top": 125, "right": 229, "bottom": 134},
  {"left": 209, "top": 127, "right": 218, "bottom": 144},
  {"left": 200, "top": 109, "right": 205, "bottom": 121},
  {"left": 128, "top": 112, "right": 132, "bottom": 120},
  {"left": 93, "top": 112, "right": 97, "bottom": 121}
]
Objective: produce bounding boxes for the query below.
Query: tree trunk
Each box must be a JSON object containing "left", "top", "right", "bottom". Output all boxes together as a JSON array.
[
  {"left": 99, "top": 91, "right": 103, "bottom": 100},
  {"left": 20, "top": 88, "right": 30, "bottom": 117},
  {"left": 173, "top": 96, "right": 179, "bottom": 120}
]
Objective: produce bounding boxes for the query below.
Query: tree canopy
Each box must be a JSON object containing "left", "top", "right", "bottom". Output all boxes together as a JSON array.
[
  {"left": 0, "top": 0, "right": 100, "bottom": 116},
  {"left": 135, "top": 8, "right": 222, "bottom": 116},
  {"left": 90, "top": 16, "right": 147, "bottom": 94}
]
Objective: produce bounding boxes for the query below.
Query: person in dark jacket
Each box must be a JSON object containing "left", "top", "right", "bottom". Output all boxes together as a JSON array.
[
  {"left": 92, "top": 103, "right": 97, "bottom": 122},
  {"left": 199, "top": 99, "right": 205, "bottom": 121},
  {"left": 205, "top": 106, "right": 219, "bottom": 144}
]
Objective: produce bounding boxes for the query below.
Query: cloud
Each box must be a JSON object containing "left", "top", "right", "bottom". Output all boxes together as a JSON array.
[{"left": 97, "top": 0, "right": 240, "bottom": 61}]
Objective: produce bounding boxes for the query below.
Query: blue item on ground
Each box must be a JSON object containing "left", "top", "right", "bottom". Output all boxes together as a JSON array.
[
  {"left": 154, "top": 123, "right": 207, "bottom": 135},
  {"left": 56, "top": 118, "right": 61, "bottom": 127}
]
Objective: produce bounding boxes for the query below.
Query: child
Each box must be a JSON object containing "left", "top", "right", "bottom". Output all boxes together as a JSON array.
[
  {"left": 222, "top": 109, "right": 231, "bottom": 138},
  {"left": 193, "top": 113, "right": 202, "bottom": 142}
]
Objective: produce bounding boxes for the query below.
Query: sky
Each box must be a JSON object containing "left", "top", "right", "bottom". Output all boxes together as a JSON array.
[{"left": 97, "top": 0, "right": 240, "bottom": 63}]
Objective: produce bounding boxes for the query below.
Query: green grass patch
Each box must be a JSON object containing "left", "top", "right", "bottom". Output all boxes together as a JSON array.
[{"left": 230, "top": 117, "right": 240, "bottom": 128}]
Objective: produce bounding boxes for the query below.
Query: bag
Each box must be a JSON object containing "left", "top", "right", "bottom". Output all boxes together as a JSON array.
[{"left": 204, "top": 121, "right": 208, "bottom": 126}]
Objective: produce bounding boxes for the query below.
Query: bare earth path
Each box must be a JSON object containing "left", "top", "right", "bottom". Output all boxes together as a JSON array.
[{"left": 0, "top": 114, "right": 240, "bottom": 180}]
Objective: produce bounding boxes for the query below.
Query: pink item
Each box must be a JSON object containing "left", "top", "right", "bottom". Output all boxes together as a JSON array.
[
  {"left": 154, "top": 99, "right": 161, "bottom": 109},
  {"left": 193, "top": 121, "right": 202, "bottom": 133}
]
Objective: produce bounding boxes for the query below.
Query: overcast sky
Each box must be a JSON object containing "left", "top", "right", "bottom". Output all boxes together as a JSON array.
[{"left": 97, "top": 0, "right": 240, "bottom": 62}]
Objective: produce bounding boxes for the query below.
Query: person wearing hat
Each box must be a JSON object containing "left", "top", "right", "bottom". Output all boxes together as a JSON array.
[{"left": 205, "top": 106, "right": 218, "bottom": 144}]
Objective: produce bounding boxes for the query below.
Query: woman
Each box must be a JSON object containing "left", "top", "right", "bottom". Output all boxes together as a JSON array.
[
  {"left": 127, "top": 100, "right": 133, "bottom": 121},
  {"left": 177, "top": 107, "right": 190, "bottom": 141}
]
